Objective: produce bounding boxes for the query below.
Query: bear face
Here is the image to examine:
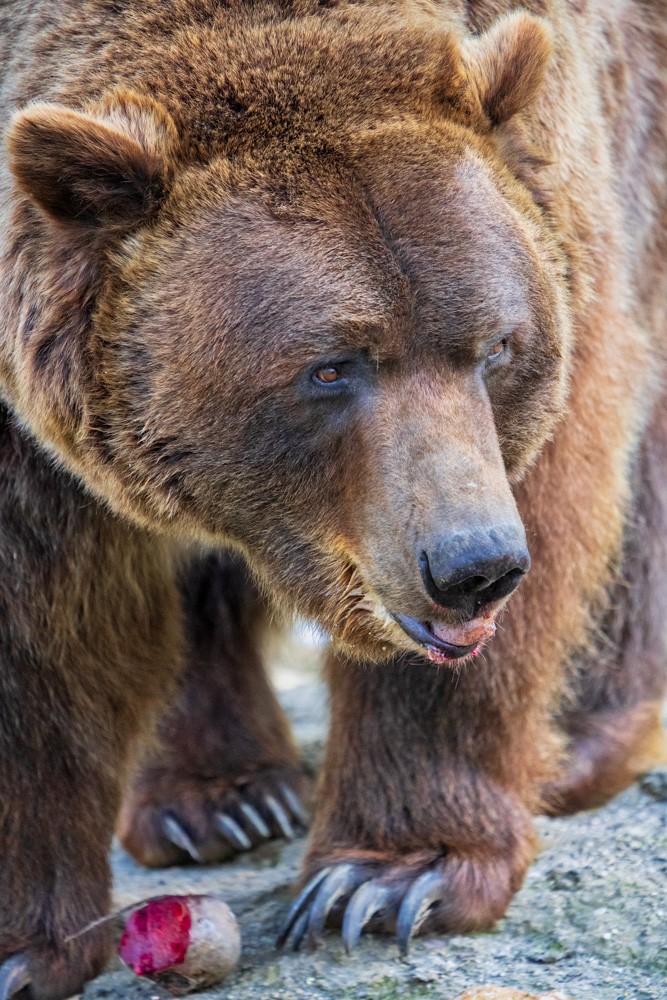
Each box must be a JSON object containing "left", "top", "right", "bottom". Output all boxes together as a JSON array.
[
  {"left": 3, "top": 5, "right": 570, "bottom": 663},
  {"left": 92, "top": 131, "right": 570, "bottom": 660}
]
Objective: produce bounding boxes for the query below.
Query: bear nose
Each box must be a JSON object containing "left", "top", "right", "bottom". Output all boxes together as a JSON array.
[{"left": 420, "top": 525, "right": 530, "bottom": 613}]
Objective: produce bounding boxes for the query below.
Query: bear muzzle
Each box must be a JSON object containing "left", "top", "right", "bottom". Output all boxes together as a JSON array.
[{"left": 390, "top": 523, "right": 529, "bottom": 662}]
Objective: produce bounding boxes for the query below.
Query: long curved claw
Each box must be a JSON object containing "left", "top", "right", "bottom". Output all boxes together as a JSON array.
[
  {"left": 277, "top": 866, "right": 333, "bottom": 948},
  {"left": 215, "top": 812, "right": 252, "bottom": 851},
  {"left": 0, "top": 954, "right": 31, "bottom": 1000},
  {"left": 342, "top": 881, "right": 397, "bottom": 953},
  {"left": 240, "top": 801, "right": 271, "bottom": 839},
  {"left": 396, "top": 870, "right": 444, "bottom": 957},
  {"left": 306, "top": 864, "right": 365, "bottom": 948},
  {"left": 281, "top": 909, "right": 310, "bottom": 952},
  {"left": 264, "top": 794, "right": 295, "bottom": 840},
  {"left": 163, "top": 814, "right": 202, "bottom": 862},
  {"left": 280, "top": 783, "right": 309, "bottom": 828}
]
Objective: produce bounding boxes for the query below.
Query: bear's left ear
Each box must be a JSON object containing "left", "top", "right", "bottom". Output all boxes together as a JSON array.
[
  {"left": 7, "top": 89, "right": 179, "bottom": 228},
  {"left": 462, "top": 11, "right": 552, "bottom": 127}
]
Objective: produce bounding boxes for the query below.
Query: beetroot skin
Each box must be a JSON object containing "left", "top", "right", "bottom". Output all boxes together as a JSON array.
[{"left": 118, "top": 894, "right": 241, "bottom": 994}]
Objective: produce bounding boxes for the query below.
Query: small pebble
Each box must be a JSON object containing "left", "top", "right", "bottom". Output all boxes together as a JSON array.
[{"left": 638, "top": 767, "right": 667, "bottom": 802}]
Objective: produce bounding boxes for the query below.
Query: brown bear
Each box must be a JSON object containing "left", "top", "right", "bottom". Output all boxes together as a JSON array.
[{"left": 0, "top": 0, "right": 665, "bottom": 996}]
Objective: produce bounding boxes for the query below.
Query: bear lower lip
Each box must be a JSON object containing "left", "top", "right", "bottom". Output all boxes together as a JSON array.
[
  {"left": 426, "top": 643, "right": 479, "bottom": 663},
  {"left": 391, "top": 614, "right": 496, "bottom": 661},
  {"left": 428, "top": 617, "right": 497, "bottom": 647}
]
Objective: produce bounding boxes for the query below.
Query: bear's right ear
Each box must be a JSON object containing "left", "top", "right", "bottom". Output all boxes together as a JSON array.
[
  {"left": 6, "top": 90, "right": 178, "bottom": 228},
  {"left": 462, "top": 12, "right": 552, "bottom": 126}
]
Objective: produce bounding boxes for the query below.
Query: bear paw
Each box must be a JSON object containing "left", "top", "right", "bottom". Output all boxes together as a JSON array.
[
  {"left": 119, "top": 767, "right": 308, "bottom": 868},
  {"left": 277, "top": 851, "right": 520, "bottom": 955},
  {"left": 0, "top": 928, "right": 111, "bottom": 1000}
]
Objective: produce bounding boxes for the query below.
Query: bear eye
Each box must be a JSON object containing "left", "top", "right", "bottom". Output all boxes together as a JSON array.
[
  {"left": 313, "top": 366, "right": 343, "bottom": 385},
  {"left": 487, "top": 339, "right": 506, "bottom": 360}
]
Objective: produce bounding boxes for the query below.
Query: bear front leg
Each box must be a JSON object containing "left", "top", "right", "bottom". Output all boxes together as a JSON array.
[
  {"left": 1, "top": 708, "right": 122, "bottom": 1000},
  {"left": 118, "top": 552, "right": 308, "bottom": 868},
  {"left": 0, "top": 417, "right": 182, "bottom": 999},
  {"left": 279, "top": 650, "right": 540, "bottom": 954}
]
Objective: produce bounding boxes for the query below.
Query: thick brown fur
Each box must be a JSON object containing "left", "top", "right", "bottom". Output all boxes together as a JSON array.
[
  {"left": 0, "top": 1, "right": 665, "bottom": 995},
  {"left": 0, "top": 404, "right": 181, "bottom": 996},
  {"left": 118, "top": 552, "right": 304, "bottom": 868}
]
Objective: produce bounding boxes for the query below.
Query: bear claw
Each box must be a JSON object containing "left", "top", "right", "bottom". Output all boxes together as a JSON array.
[
  {"left": 304, "top": 864, "right": 365, "bottom": 947},
  {"left": 278, "top": 864, "right": 446, "bottom": 956},
  {"left": 342, "top": 881, "right": 400, "bottom": 953},
  {"left": 215, "top": 812, "right": 252, "bottom": 851},
  {"left": 277, "top": 866, "right": 334, "bottom": 949},
  {"left": 263, "top": 793, "right": 295, "bottom": 840},
  {"left": 395, "top": 871, "right": 445, "bottom": 955},
  {"left": 163, "top": 814, "right": 203, "bottom": 862},
  {"left": 148, "top": 780, "right": 308, "bottom": 866},
  {"left": 240, "top": 801, "right": 271, "bottom": 839},
  {"left": 0, "top": 954, "right": 31, "bottom": 1000}
]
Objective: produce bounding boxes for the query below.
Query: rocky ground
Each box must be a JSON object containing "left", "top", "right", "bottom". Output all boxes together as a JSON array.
[{"left": 81, "top": 636, "right": 667, "bottom": 1000}]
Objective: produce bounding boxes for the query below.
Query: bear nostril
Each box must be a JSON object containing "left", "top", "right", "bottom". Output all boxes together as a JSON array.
[
  {"left": 419, "top": 540, "right": 529, "bottom": 613},
  {"left": 481, "top": 566, "right": 526, "bottom": 604}
]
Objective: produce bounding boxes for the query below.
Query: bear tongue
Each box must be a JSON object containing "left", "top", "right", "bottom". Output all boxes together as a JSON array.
[{"left": 429, "top": 617, "right": 496, "bottom": 647}]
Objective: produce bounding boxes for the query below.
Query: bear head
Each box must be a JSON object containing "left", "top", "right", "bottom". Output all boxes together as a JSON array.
[{"left": 3, "top": 2, "right": 571, "bottom": 663}]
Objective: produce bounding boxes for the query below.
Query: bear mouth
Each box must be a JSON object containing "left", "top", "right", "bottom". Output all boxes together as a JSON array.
[{"left": 391, "top": 613, "right": 497, "bottom": 663}]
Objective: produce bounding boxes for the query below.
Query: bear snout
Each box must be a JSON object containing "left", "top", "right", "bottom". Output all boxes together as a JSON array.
[{"left": 419, "top": 523, "right": 530, "bottom": 616}]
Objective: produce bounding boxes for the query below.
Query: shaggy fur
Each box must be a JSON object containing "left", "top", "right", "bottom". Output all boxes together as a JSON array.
[{"left": 0, "top": 0, "right": 664, "bottom": 995}]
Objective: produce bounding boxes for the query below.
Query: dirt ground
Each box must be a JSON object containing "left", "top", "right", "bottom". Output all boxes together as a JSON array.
[{"left": 81, "top": 636, "right": 667, "bottom": 1000}]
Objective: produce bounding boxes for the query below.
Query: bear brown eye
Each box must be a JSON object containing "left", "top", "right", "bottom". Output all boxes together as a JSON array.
[
  {"left": 487, "top": 339, "right": 506, "bottom": 360},
  {"left": 314, "top": 366, "right": 343, "bottom": 384}
]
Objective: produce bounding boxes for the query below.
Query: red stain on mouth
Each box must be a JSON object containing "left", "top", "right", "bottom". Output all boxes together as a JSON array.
[{"left": 426, "top": 642, "right": 481, "bottom": 664}]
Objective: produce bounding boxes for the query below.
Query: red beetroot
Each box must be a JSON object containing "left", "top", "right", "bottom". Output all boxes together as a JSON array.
[{"left": 118, "top": 894, "right": 240, "bottom": 995}]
